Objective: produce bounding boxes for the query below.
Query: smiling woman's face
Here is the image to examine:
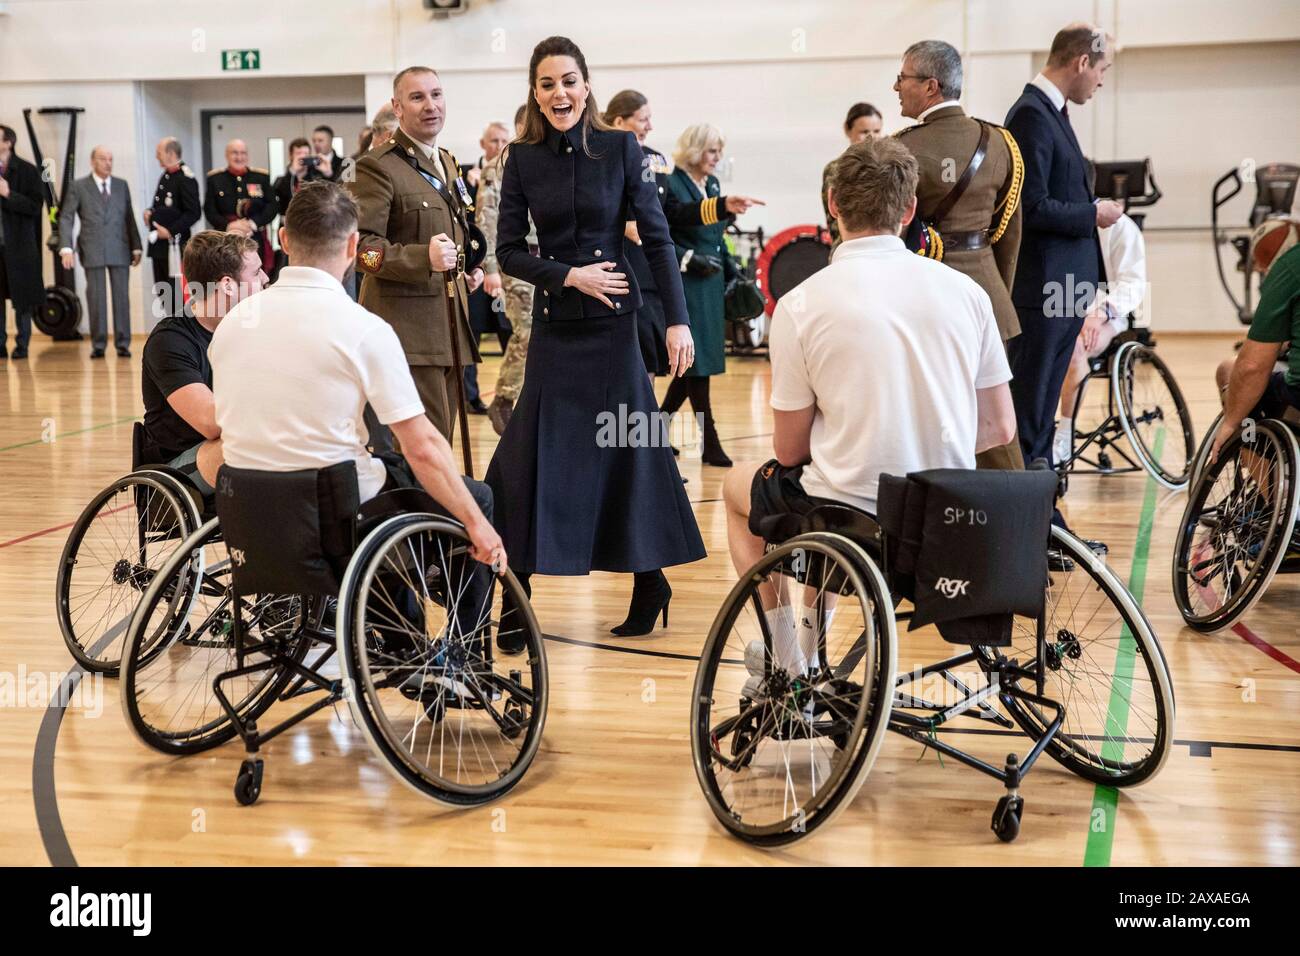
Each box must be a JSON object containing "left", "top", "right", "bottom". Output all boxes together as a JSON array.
[{"left": 534, "top": 55, "right": 588, "bottom": 132}]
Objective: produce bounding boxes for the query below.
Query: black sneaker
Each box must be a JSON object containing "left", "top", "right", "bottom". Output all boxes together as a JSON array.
[
  {"left": 11, "top": 348, "right": 26, "bottom": 360},
  {"left": 90, "top": 349, "right": 105, "bottom": 359},
  {"left": 117, "top": 347, "right": 131, "bottom": 358},
  {"left": 1047, "top": 548, "right": 1075, "bottom": 573},
  {"left": 469, "top": 398, "right": 488, "bottom": 415}
]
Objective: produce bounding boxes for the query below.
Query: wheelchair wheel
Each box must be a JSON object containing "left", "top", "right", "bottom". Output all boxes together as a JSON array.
[
  {"left": 120, "top": 518, "right": 311, "bottom": 754},
  {"left": 1113, "top": 342, "right": 1195, "bottom": 489},
  {"left": 691, "top": 533, "right": 897, "bottom": 846},
  {"left": 975, "top": 527, "right": 1175, "bottom": 787},
  {"left": 1172, "top": 419, "right": 1300, "bottom": 632},
  {"left": 1188, "top": 411, "right": 1224, "bottom": 489},
  {"left": 56, "top": 471, "right": 202, "bottom": 675},
  {"left": 338, "top": 514, "right": 547, "bottom": 807}
]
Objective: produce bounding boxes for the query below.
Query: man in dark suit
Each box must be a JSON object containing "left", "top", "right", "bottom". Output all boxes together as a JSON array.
[
  {"left": 59, "top": 146, "right": 143, "bottom": 357},
  {"left": 310, "top": 125, "right": 343, "bottom": 182},
  {"left": 144, "top": 137, "right": 201, "bottom": 320},
  {"left": 0, "top": 124, "right": 45, "bottom": 360},
  {"left": 1005, "top": 23, "right": 1123, "bottom": 528}
]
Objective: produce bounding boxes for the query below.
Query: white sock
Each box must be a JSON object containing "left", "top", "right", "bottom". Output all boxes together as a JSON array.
[
  {"left": 796, "top": 608, "right": 833, "bottom": 674},
  {"left": 764, "top": 605, "right": 803, "bottom": 675},
  {"left": 1053, "top": 418, "right": 1073, "bottom": 464}
]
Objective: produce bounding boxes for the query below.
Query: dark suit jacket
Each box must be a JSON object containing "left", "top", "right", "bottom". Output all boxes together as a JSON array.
[
  {"left": 0, "top": 153, "right": 45, "bottom": 311},
  {"left": 496, "top": 122, "right": 689, "bottom": 326},
  {"left": 59, "top": 175, "right": 143, "bottom": 268},
  {"left": 1004, "top": 83, "right": 1102, "bottom": 314}
]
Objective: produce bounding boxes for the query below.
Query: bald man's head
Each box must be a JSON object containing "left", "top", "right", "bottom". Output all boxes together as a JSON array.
[
  {"left": 90, "top": 146, "right": 113, "bottom": 178},
  {"left": 225, "top": 139, "right": 249, "bottom": 172}
]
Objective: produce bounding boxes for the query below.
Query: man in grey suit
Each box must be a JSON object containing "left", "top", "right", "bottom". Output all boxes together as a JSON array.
[{"left": 59, "top": 145, "right": 143, "bottom": 357}]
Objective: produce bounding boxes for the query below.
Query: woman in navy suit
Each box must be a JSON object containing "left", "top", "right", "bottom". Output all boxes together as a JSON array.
[{"left": 486, "top": 36, "right": 706, "bottom": 642}]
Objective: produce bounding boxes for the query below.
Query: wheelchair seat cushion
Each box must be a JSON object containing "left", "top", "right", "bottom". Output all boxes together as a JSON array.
[
  {"left": 877, "top": 468, "right": 1058, "bottom": 644},
  {"left": 215, "top": 461, "right": 360, "bottom": 597}
]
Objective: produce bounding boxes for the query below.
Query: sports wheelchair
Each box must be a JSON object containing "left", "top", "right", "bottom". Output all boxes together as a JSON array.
[
  {"left": 1173, "top": 407, "right": 1300, "bottom": 632},
  {"left": 56, "top": 423, "right": 212, "bottom": 675},
  {"left": 117, "top": 461, "right": 547, "bottom": 807},
  {"left": 1057, "top": 327, "right": 1196, "bottom": 491},
  {"left": 690, "top": 473, "right": 1174, "bottom": 846}
]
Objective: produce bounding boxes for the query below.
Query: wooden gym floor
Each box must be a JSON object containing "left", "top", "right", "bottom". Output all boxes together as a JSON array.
[{"left": 0, "top": 332, "right": 1296, "bottom": 866}]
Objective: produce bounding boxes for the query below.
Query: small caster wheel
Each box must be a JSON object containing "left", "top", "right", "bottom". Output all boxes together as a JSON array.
[
  {"left": 235, "top": 758, "right": 263, "bottom": 806},
  {"left": 991, "top": 795, "right": 1023, "bottom": 842}
]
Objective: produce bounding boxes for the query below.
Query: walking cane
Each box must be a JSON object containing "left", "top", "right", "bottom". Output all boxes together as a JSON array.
[{"left": 445, "top": 260, "right": 474, "bottom": 476}]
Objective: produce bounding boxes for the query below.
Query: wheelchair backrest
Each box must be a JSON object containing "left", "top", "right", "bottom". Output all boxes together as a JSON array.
[
  {"left": 215, "top": 461, "right": 360, "bottom": 597},
  {"left": 877, "top": 468, "right": 1058, "bottom": 646},
  {"left": 131, "top": 421, "right": 148, "bottom": 471}
]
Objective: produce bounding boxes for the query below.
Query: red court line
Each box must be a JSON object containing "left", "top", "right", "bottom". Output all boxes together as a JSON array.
[
  {"left": 0, "top": 504, "right": 132, "bottom": 550},
  {"left": 1232, "top": 621, "right": 1300, "bottom": 675}
]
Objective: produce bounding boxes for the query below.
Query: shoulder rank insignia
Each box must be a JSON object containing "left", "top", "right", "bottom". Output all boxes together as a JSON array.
[
  {"left": 360, "top": 248, "right": 384, "bottom": 272},
  {"left": 181, "top": 164, "right": 195, "bottom": 178}
]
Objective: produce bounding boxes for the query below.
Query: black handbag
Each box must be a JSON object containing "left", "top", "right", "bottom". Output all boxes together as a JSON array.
[{"left": 724, "top": 276, "right": 765, "bottom": 323}]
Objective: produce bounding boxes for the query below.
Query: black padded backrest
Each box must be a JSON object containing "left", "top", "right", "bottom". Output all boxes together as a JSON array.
[
  {"left": 877, "top": 468, "right": 1058, "bottom": 646},
  {"left": 215, "top": 461, "right": 360, "bottom": 597},
  {"left": 131, "top": 422, "right": 148, "bottom": 470}
]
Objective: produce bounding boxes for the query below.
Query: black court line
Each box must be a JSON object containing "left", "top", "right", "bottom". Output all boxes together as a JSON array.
[{"left": 36, "top": 621, "right": 1299, "bottom": 867}]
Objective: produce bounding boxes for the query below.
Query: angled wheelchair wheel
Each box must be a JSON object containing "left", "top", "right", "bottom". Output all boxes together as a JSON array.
[
  {"left": 57, "top": 470, "right": 202, "bottom": 675},
  {"left": 1113, "top": 342, "right": 1195, "bottom": 489},
  {"left": 120, "top": 518, "right": 311, "bottom": 754},
  {"left": 975, "top": 527, "right": 1175, "bottom": 787},
  {"left": 1172, "top": 420, "right": 1300, "bottom": 632},
  {"left": 338, "top": 514, "right": 548, "bottom": 807},
  {"left": 1188, "top": 411, "right": 1224, "bottom": 490},
  {"left": 691, "top": 532, "right": 897, "bottom": 847}
]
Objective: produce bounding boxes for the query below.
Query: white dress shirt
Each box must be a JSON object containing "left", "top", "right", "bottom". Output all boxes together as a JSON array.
[
  {"left": 1097, "top": 214, "right": 1150, "bottom": 329},
  {"left": 1030, "top": 73, "right": 1067, "bottom": 112}
]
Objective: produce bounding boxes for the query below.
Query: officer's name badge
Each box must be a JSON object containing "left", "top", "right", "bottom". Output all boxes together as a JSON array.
[{"left": 360, "top": 248, "right": 383, "bottom": 272}]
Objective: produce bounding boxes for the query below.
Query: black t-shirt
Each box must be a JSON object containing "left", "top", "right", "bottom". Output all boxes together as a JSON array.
[{"left": 141, "top": 312, "right": 213, "bottom": 461}]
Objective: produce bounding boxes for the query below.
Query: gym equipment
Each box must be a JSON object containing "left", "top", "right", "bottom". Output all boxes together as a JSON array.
[
  {"left": 22, "top": 106, "right": 85, "bottom": 340},
  {"left": 1212, "top": 161, "right": 1299, "bottom": 325},
  {"left": 755, "top": 225, "right": 832, "bottom": 318},
  {"left": 724, "top": 225, "right": 768, "bottom": 353},
  {"left": 1092, "top": 158, "right": 1162, "bottom": 230}
]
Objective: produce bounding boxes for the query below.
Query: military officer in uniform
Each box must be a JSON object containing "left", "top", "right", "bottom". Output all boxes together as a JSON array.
[
  {"left": 144, "top": 137, "right": 201, "bottom": 319},
  {"left": 894, "top": 39, "right": 1025, "bottom": 471},
  {"left": 204, "top": 139, "right": 278, "bottom": 278},
  {"left": 349, "top": 66, "right": 484, "bottom": 443}
]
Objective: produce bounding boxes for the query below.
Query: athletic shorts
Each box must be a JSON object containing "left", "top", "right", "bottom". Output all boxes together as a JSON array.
[
  {"left": 167, "top": 443, "right": 215, "bottom": 497},
  {"left": 1252, "top": 371, "right": 1300, "bottom": 423},
  {"left": 748, "top": 459, "right": 845, "bottom": 539}
]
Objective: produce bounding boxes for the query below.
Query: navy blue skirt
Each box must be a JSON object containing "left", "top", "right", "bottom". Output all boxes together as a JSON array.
[{"left": 485, "top": 311, "right": 706, "bottom": 575}]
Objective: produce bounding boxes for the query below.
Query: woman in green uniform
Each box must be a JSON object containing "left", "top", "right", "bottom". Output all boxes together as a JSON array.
[{"left": 660, "top": 123, "right": 736, "bottom": 467}]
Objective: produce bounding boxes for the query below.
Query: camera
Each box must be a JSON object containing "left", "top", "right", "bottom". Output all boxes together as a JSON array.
[{"left": 303, "top": 156, "right": 320, "bottom": 168}]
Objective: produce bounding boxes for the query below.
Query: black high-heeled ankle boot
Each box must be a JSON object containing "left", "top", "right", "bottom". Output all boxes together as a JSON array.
[
  {"left": 611, "top": 570, "right": 672, "bottom": 637},
  {"left": 701, "top": 416, "right": 732, "bottom": 467},
  {"left": 497, "top": 572, "right": 532, "bottom": 655}
]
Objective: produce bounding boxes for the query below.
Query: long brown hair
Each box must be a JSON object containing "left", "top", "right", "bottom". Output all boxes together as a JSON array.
[
  {"left": 603, "top": 89, "right": 647, "bottom": 126},
  {"left": 518, "top": 36, "right": 610, "bottom": 157}
]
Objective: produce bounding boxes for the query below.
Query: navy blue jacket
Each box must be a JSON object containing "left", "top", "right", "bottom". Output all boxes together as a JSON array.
[
  {"left": 1004, "top": 83, "right": 1103, "bottom": 314},
  {"left": 496, "top": 121, "right": 690, "bottom": 326}
]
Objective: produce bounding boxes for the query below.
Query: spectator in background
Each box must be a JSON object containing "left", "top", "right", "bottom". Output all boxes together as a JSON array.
[
  {"left": 369, "top": 106, "right": 398, "bottom": 151},
  {"left": 59, "top": 145, "right": 143, "bottom": 358},
  {"left": 310, "top": 124, "right": 342, "bottom": 181},
  {"left": 205, "top": 139, "right": 278, "bottom": 278},
  {"left": 144, "top": 137, "right": 202, "bottom": 321},
  {"left": 353, "top": 125, "right": 373, "bottom": 159},
  {"left": 0, "top": 123, "right": 44, "bottom": 360},
  {"left": 822, "top": 102, "right": 883, "bottom": 248},
  {"left": 274, "top": 137, "right": 328, "bottom": 220}
]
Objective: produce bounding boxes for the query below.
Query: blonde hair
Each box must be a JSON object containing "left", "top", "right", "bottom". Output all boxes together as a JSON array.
[{"left": 672, "top": 124, "right": 725, "bottom": 170}]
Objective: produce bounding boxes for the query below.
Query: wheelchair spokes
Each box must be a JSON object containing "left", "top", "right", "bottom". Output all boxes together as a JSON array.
[
  {"left": 342, "top": 517, "right": 546, "bottom": 806},
  {"left": 692, "top": 535, "right": 896, "bottom": 845},
  {"left": 1115, "top": 345, "right": 1194, "bottom": 489},
  {"left": 58, "top": 473, "right": 200, "bottom": 675}
]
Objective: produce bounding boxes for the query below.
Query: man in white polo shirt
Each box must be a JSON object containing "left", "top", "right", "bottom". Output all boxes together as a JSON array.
[
  {"left": 721, "top": 137, "right": 1016, "bottom": 666},
  {"left": 210, "top": 180, "right": 504, "bottom": 573}
]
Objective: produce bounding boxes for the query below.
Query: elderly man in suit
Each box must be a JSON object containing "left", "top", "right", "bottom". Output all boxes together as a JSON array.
[
  {"left": 59, "top": 145, "right": 143, "bottom": 357},
  {"left": 348, "top": 66, "right": 483, "bottom": 443},
  {"left": 895, "top": 38, "right": 1024, "bottom": 471},
  {"left": 1005, "top": 23, "right": 1122, "bottom": 545},
  {"left": 0, "top": 124, "right": 45, "bottom": 360}
]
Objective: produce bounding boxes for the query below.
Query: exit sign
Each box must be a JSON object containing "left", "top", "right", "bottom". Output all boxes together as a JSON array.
[{"left": 222, "top": 49, "right": 261, "bottom": 71}]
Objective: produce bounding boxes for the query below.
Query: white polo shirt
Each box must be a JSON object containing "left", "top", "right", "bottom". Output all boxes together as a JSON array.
[
  {"left": 1098, "top": 213, "right": 1149, "bottom": 330},
  {"left": 209, "top": 266, "right": 426, "bottom": 503},
  {"left": 769, "top": 234, "right": 1012, "bottom": 513}
]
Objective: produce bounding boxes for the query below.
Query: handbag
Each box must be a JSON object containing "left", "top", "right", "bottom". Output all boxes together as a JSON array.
[{"left": 724, "top": 276, "right": 765, "bottom": 323}]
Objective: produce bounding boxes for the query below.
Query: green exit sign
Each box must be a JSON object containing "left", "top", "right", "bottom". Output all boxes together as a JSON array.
[{"left": 222, "top": 49, "right": 261, "bottom": 71}]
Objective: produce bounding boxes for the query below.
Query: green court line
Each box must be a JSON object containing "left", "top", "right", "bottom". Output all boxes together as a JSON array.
[
  {"left": 0, "top": 416, "right": 139, "bottom": 454},
  {"left": 1083, "top": 427, "right": 1165, "bottom": 867}
]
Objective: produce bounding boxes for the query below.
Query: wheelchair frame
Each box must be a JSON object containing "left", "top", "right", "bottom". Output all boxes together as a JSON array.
[{"left": 1057, "top": 329, "right": 1194, "bottom": 491}]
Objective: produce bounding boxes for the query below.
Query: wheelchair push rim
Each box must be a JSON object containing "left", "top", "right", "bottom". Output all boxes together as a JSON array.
[
  {"left": 57, "top": 470, "right": 203, "bottom": 675},
  {"left": 121, "top": 518, "right": 310, "bottom": 754},
  {"left": 1172, "top": 419, "right": 1300, "bottom": 632},
  {"left": 975, "top": 526, "right": 1175, "bottom": 787},
  {"left": 1112, "top": 341, "right": 1196, "bottom": 490},
  {"left": 691, "top": 533, "right": 897, "bottom": 847},
  {"left": 338, "top": 514, "right": 548, "bottom": 807}
]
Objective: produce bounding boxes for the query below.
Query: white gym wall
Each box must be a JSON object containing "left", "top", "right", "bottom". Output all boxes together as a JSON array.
[{"left": 1, "top": 0, "right": 1297, "bottom": 333}]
